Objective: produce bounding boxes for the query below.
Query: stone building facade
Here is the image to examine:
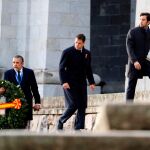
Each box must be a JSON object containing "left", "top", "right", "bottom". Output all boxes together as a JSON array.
[
  {"left": 91, "top": 0, "right": 130, "bottom": 93},
  {"left": 0, "top": 0, "right": 91, "bottom": 97},
  {"left": 0, "top": 0, "right": 150, "bottom": 97}
]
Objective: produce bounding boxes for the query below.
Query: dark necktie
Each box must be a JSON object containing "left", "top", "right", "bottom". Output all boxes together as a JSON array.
[{"left": 17, "top": 70, "right": 21, "bottom": 83}]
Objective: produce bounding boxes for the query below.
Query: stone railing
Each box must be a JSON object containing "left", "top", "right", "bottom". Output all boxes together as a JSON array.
[{"left": 30, "top": 91, "right": 150, "bottom": 132}]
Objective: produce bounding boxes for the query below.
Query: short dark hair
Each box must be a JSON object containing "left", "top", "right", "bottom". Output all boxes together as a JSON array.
[
  {"left": 140, "top": 12, "right": 150, "bottom": 21},
  {"left": 14, "top": 55, "right": 24, "bottom": 63},
  {"left": 76, "top": 34, "right": 86, "bottom": 42}
]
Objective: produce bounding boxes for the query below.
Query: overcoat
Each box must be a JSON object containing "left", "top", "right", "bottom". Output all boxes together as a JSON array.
[
  {"left": 126, "top": 26, "right": 150, "bottom": 78},
  {"left": 59, "top": 46, "right": 95, "bottom": 108}
]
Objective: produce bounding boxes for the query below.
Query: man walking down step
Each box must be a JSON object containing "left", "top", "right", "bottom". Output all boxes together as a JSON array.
[{"left": 57, "top": 34, "right": 95, "bottom": 130}]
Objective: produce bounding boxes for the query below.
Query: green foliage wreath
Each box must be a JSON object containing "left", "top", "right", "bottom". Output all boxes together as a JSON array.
[{"left": 0, "top": 80, "right": 28, "bottom": 129}]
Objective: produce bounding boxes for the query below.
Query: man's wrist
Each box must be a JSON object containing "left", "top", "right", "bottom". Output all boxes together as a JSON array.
[{"left": 35, "top": 103, "right": 41, "bottom": 106}]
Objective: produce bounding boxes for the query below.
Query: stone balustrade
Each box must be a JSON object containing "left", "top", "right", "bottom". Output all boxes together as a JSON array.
[{"left": 30, "top": 91, "right": 150, "bottom": 132}]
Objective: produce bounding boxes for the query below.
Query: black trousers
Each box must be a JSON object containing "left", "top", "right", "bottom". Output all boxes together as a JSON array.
[
  {"left": 59, "top": 84, "right": 87, "bottom": 129},
  {"left": 126, "top": 77, "right": 138, "bottom": 101},
  {"left": 126, "top": 60, "right": 150, "bottom": 102},
  {"left": 59, "top": 107, "right": 86, "bottom": 129}
]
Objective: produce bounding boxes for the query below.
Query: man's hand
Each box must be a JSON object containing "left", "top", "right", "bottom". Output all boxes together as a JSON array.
[
  {"left": 134, "top": 61, "right": 141, "bottom": 70},
  {"left": 63, "top": 83, "right": 70, "bottom": 89},
  {"left": 90, "top": 84, "right": 95, "bottom": 91},
  {"left": 33, "top": 104, "right": 41, "bottom": 111},
  {"left": 0, "top": 87, "right": 6, "bottom": 95}
]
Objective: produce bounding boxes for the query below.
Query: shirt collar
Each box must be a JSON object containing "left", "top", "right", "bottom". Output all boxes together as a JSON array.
[
  {"left": 14, "top": 68, "right": 23, "bottom": 73},
  {"left": 74, "top": 46, "right": 83, "bottom": 53}
]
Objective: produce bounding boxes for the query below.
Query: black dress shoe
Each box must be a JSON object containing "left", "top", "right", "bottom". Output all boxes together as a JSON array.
[{"left": 57, "top": 120, "right": 63, "bottom": 130}]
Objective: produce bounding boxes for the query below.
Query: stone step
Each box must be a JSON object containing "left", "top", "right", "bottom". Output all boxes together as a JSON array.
[
  {"left": 39, "top": 91, "right": 150, "bottom": 109},
  {"left": 1, "top": 130, "right": 150, "bottom": 150},
  {"left": 93, "top": 103, "right": 150, "bottom": 131},
  {"left": 31, "top": 91, "right": 150, "bottom": 132}
]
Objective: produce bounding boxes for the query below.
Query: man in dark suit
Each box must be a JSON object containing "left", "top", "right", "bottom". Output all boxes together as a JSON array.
[
  {"left": 126, "top": 12, "right": 150, "bottom": 101},
  {"left": 4, "top": 55, "right": 41, "bottom": 127},
  {"left": 57, "top": 34, "right": 95, "bottom": 130}
]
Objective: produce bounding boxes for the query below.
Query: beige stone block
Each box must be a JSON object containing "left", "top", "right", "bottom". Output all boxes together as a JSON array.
[
  {"left": 93, "top": 103, "right": 150, "bottom": 131},
  {"left": 30, "top": 115, "right": 48, "bottom": 132},
  {"left": 1, "top": 131, "right": 150, "bottom": 150},
  {"left": 85, "top": 114, "right": 96, "bottom": 130}
]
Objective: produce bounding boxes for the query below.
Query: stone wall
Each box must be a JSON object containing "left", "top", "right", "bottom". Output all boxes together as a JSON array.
[{"left": 90, "top": 0, "right": 130, "bottom": 93}]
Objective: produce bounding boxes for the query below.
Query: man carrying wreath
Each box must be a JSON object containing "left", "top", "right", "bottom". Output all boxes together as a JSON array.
[{"left": 1, "top": 55, "right": 41, "bottom": 128}]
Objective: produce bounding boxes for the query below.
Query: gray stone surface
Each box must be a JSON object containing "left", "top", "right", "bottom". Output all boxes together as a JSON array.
[{"left": 1, "top": 131, "right": 150, "bottom": 150}]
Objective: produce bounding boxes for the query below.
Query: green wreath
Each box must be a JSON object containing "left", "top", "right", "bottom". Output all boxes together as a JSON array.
[{"left": 0, "top": 80, "right": 28, "bottom": 129}]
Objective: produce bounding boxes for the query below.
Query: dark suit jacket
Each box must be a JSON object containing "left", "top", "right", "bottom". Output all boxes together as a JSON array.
[
  {"left": 126, "top": 26, "right": 150, "bottom": 78},
  {"left": 59, "top": 46, "right": 95, "bottom": 108},
  {"left": 4, "top": 67, "right": 41, "bottom": 120}
]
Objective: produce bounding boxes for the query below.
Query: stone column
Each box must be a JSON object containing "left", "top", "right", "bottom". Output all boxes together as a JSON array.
[
  {"left": 0, "top": 0, "right": 4, "bottom": 78},
  {"left": 0, "top": 0, "right": 2, "bottom": 37},
  {"left": 0, "top": 0, "right": 18, "bottom": 68},
  {"left": 0, "top": 0, "right": 18, "bottom": 78}
]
